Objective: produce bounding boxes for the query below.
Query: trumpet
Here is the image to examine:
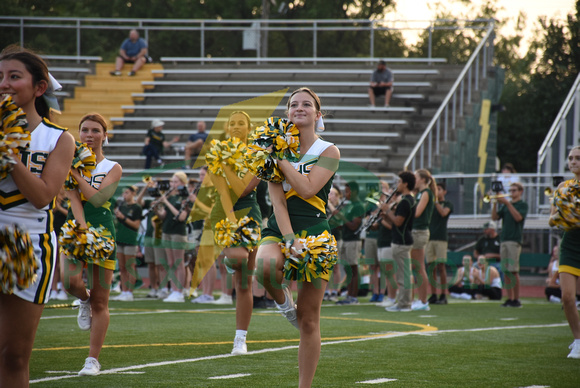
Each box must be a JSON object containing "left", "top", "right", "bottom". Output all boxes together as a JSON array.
[
  {"left": 142, "top": 175, "right": 152, "bottom": 184},
  {"left": 482, "top": 193, "right": 510, "bottom": 203},
  {"left": 544, "top": 187, "right": 554, "bottom": 196}
]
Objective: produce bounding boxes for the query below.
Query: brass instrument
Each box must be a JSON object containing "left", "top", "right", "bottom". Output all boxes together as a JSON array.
[
  {"left": 356, "top": 190, "right": 398, "bottom": 235},
  {"left": 142, "top": 175, "right": 152, "bottom": 184},
  {"left": 482, "top": 193, "right": 510, "bottom": 203},
  {"left": 544, "top": 187, "right": 553, "bottom": 196}
]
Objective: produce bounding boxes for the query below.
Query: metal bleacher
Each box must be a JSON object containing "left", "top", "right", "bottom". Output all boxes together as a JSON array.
[{"left": 106, "top": 60, "right": 463, "bottom": 176}]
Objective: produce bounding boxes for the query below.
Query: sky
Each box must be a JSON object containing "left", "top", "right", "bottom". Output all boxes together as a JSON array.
[{"left": 385, "top": 0, "right": 577, "bottom": 52}]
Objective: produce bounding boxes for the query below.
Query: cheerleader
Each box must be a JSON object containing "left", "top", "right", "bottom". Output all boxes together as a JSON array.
[
  {"left": 62, "top": 112, "right": 122, "bottom": 376},
  {"left": 208, "top": 111, "right": 262, "bottom": 354},
  {"left": 0, "top": 45, "right": 75, "bottom": 386},
  {"left": 256, "top": 88, "right": 340, "bottom": 388},
  {"left": 550, "top": 145, "right": 580, "bottom": 359}
]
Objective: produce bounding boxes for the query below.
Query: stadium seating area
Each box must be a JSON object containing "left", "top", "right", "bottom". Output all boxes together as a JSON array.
[{"left": 51, "top": 58, "right": 467, "bottom": 178}]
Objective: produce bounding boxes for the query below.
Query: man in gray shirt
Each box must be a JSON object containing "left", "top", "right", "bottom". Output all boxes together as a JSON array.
[{"left": 368, "top": 60, "right": 394, "bottom": 107}]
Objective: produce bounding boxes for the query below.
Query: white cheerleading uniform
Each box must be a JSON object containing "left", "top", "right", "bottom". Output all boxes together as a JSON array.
[{"left": 0, "top": 119, "right": 68, "bottom": 304}]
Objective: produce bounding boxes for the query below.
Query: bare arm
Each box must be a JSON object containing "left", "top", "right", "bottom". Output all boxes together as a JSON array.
[
  {"left": 415, "top": 192, "right": 429, "bottom": 218},
  {"left": 66, "top": 189, "right": 87, "bottom": 229},
  {"left": 434, "top": 202, "right": 451, "bottom": 217},
  {"left": 210, "top": 173, "right": 237, "bottom": 223},
  {"left": 496, "top": 197, "right": 523, "bottom": 223},
  {"left": 11, "top": 131, "right": 75, "bottom": 209},
  {"left": 277, "top": 145, "right": 340, "bottom": 199},
  {"left": 71, "top": 164, "right": 123, "bottom": 208},
  {"left": 222, "top": 164, "right": 259, "bottom": 198}
]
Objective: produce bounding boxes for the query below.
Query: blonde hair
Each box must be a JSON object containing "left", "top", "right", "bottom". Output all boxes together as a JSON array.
[
  {"left": 173, "top": 171, "right": 188, "bottom": 185},
  {"left": 415, "top": 169, "right": 438, "bottom": 198}
]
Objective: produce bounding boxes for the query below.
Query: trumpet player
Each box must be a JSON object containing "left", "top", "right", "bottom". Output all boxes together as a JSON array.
[{"left": 491, "top": 182, "right": 528, "bottom": 308}]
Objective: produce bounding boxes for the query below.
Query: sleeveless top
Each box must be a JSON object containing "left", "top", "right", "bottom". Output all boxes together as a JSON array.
[
  {"left": 282, "top": 138, "right": 335, "bottom": 218},
  {"left": 0, "top": 118, "right": 68, "bottom": 234}
]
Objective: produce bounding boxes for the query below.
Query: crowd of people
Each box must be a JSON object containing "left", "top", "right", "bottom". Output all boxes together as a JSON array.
[{"left": 1, "top": 44, "right": 579, "bottom": 388}]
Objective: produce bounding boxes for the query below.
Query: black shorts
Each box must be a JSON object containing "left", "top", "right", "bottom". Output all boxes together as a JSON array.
[
  {"left": 372, "top": 86, "right": 391, "bottom": 97},
  {"left": 120, "top": 56, "right": 152, "bottom": 63}
]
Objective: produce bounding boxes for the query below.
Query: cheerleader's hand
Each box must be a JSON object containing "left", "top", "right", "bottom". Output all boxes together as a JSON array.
[{"left": 290, "top": 239, "right": 305, "bottom": 257}]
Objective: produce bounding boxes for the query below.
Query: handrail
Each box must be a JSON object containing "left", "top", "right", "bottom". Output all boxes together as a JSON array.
[
  {"left": 1, "top": 16, "right": 493, "bottom": 60},
  {"left": 536, "top": 71, "right": 580, "bottom": 173},
  {"left": 403, "top": 20, "right": 495, "bottom": 171}
]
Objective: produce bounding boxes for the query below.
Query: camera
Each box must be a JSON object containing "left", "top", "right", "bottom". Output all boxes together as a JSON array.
[{"left": 490, "top": 180, "right": 504, "bottom": 193}]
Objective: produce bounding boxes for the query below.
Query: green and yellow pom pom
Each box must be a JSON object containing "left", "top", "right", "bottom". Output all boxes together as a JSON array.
[
  {"left": 246, "top": 117, "right": 300, "bottom": 183},
  {"left": 214, "top": 218, "right": 238, "bottom": 247},
  {"left": 551, "top": 179, "right": 580, "bottom": 231},
  {"left": 0, "top": 96, "right": 30, "bottom": 180},
  {"left": 59, "top": 220, "right": 115, "bottom": 263},
  {"left": 214, "top": 216, "right": 261, "bottom": 248},
  {"left": 64, "top": 141, "right": 97, "bottom": 190},
  {"left": 0, "top": 224, "right": 38, "bottom": 294},
  {"left": 205, "top": 137, "right": 249, "bottom": 178},
  {"left": 280, "top": 230, "right": 338, "bottom": 282}
]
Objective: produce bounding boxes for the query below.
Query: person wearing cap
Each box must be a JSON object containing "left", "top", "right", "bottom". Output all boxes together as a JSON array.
[
  {"left": 110, "top": 29, "right": 151, "bottom": 77},
  {"left": 368, "top": 59, "right": 394, "bottom": 107},
  {"left": 142, "top": 119, "right": 180, "bottom": 169},
  {"left": 112, "top": 185, "right": 143, "bottom": 302}
]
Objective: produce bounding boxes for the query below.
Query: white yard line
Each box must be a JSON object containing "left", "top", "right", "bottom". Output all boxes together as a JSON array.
[{"left": 30, "top": 322, "right": 567, "bottom": 384}]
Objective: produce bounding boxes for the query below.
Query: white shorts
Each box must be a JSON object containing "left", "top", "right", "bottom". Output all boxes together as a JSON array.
[{"left": 14, "top": 232, "right": 57, "bottom": 304}]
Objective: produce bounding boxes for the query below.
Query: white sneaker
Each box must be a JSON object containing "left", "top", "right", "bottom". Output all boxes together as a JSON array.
[
  {"left": 146, "top": 289, "right": 158, "bottom": 298},
  {"left": 212, "top": 294, "right": 233, "bottom": 305},
  {"left": 450, "top": 292, "right": 461, "bottom": 299},
  {"left": 77, "top": 297, "right": 91, "bottom": 331},
  {"left": 117, "top": 292, "right": 134, "bottom": 302},
  {"left": 377, "top": 297, "right": 396, "bottom": 308},
  {"left": 411, "top": 300, "right": 431, "bottom": 311},
  {"left": 386, "top": 304, "right": 411, "bottom": 312},
  {"left": 163, "top": 290, "right": 185, "bottom": 303},
  {"left": 191, "top": 294, "right": 214, "bottom": 304},
  {"left": 276, "top": 286, "right": 298, "bottom": 329},
  {"left": 549, "top": 295, "right": 561, "bottom": 303},
  {"left": 459, "top": 293, "right": 473, "bottom": 300},
  {"left": 157, "top": 288, "right": 169, "bottom": 300},
  {"left": 56, "top": 290, "right": 68, "bottom": 300},
  {"left": 111, "top": 283, "right": 121, "bottom": 293},
  {"left": 78, "top": 357, "right": 100, "bottom": 376},
  {"left": 568, "top": 341, "right": 580, "bottom": 359},
  {"left": 50, "top": 290, "right": 59, "bottom": 300},
  {"left": 231, "top": 336, "right": 248, "bottom": 355}
]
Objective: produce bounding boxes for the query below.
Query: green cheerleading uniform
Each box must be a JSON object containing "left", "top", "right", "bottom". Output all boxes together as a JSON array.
[
  {"left": 559, "top": 228, "right": 580, "bottom": 276},
  {"left": 261, "top": 138, "right": 337, "bottom": 281},
  {"left": 65, "top": 158, "right": 119, "bottom": 270}
]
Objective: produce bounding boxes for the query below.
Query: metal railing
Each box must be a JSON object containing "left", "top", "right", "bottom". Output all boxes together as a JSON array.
[
  {"left": 1, "top": 16, "right": 492, "bottom": 61},
  {"left": 403, "top": 20, "right": 496, "bottom": 171},
  {"left": 536, "top": 72, "right": 580, "bottom": 176}
]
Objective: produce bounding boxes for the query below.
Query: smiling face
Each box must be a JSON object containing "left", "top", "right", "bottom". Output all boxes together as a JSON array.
[
  {"left": 0, "top": 59, "right": 46, "bottom": 114},
  {"left": 568, "top": 147, "right": 580, "bottom": 178},
  {"left": 287, "top": 91, "right": 321, "bottom": 130},
  {"left": 227, "top": 112, "right": 251, "bottom": 141},
  {"left": 79, "top": 119, "right": 106, "bottom": 151}
]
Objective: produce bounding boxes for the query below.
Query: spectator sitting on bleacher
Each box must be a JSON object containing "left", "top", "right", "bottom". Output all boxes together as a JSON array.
[
  {"left": 368, "top": 59, "right": 394, "bottom": 107},
  {"left": 142, "top": 119, "right": 179, "bottom": 169},
  {"left": 183, "top": 121, "right": 208, "bottom": 169},
  {"left": 110, "top": 29, "right": 151, "bottom": 77}
]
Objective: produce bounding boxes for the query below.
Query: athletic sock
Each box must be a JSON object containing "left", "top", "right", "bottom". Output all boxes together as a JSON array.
[{"left": 236, "top": 330, "right": 247, "bottom": 338}]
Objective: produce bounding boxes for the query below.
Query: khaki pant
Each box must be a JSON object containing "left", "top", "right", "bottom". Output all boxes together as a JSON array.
[{"left": 392, "top": 243, "right": 413, "bottom": 309}]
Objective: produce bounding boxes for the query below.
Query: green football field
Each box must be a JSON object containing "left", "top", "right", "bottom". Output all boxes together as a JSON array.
[{"left": 31, "top": 292, "right": 579, "bottom": 387}]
